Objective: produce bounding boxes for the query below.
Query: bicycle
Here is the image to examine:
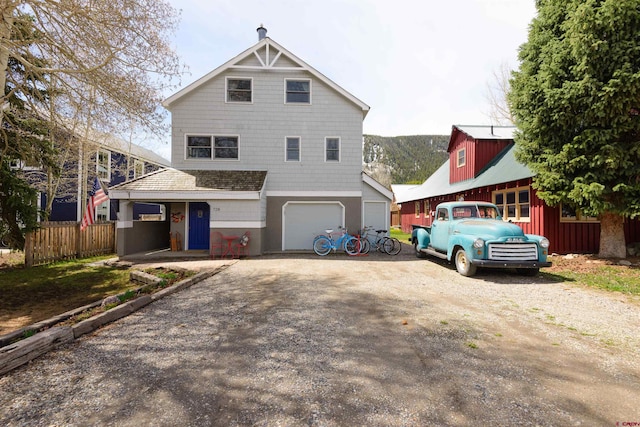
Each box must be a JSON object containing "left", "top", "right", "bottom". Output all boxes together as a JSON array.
[
  {"left": 359, "top": 226, "right": 402, "bottom": 255},
  {"left": 312, "top": 226, "right": 360, "bottom": 256}
]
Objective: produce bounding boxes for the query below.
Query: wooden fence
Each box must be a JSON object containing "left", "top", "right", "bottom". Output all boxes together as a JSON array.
[{"left": 24, "top": 222, "right": 116, "bottom": 267}]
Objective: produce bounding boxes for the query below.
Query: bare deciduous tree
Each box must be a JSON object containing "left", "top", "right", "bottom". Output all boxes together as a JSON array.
[
  {"left": 1, "top": 0, "right": 182, "bottom": 140},
  {"left": 485, "top": 61, "right": 515, "bottom": 126}
]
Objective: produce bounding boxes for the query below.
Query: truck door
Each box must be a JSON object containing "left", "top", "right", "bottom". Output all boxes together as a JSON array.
[{"left": 430, "top": 207, "right": 451, "bottom": 251}]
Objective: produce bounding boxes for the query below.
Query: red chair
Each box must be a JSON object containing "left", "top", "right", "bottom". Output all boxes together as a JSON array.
[
  {"left": 233, "top": 231, "right": 250, "bottom": 258},
  {"left": 210, "top": 231, "right": 225, "bottom": 259}
]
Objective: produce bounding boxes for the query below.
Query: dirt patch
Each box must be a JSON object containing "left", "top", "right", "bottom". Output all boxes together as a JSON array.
[{"left": 545, "top": 253, "right": 640, "bottom": 274}]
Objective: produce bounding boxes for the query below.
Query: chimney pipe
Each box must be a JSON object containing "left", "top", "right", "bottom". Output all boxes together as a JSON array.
[
  {"left": 490, "top": 125, "right": 494, "bottom": 135},
  {"left": 257, "top": 24, "right": 267, "bottom": 41}
]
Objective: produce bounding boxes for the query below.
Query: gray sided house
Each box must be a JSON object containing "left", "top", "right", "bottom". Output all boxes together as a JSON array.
[{"left": 110, "top": 27, "right": 392, "bottom": 256}]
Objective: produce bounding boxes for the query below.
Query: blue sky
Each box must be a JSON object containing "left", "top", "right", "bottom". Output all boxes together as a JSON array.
[{"left": 150, "top": 0, "right": 536, "bottom": 160}]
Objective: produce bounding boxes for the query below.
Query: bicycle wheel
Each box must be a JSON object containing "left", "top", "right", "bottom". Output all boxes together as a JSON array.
[
  {"left": 375, "top": 237, "right": 386, "bottom": 253},
  {"left": 382, "top": 237, "right": 395, "bottom": 254},
  {"left": 343, "top": 236, "right": 360, "bottom": 255},
  {"left": 313, "top": 236, "right": 332, "bottom": 256},
  {"left": 387, "top": 237, "right": 402, "bottom": 255},
  {"left": 359, "top": 237, "right": 371, "bottom": 254}
]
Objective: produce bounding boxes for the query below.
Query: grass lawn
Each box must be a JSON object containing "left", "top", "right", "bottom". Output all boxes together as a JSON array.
[
  {"left": 0, "top": 254, "right": 135, "bottom": 335},
  {"left": 390, "top": 228, "right": 411, "bottom": 243}
]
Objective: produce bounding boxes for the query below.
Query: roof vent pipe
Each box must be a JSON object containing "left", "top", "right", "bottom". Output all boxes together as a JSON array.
[
  {"left": 257, "top": 24, "right": 267, "bottom": 41},
  {"left": 490, "top": 125, "right": 494, "bottom": 135}
]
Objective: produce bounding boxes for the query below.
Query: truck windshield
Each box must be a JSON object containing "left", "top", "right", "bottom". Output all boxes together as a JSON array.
[{"left": 473, "top": 204, "right": 500, "bottom": 219}]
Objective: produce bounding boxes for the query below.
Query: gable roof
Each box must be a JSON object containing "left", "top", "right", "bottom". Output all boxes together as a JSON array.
[
  {"left": 395, "top": 143, "right": 533, "bottom": 203},
  {"left": 162, "top": 37, "right": 369, "bottom": 116},
  {"left": 448, "top": 125, "right": 516, "bottom": 152},
  {"left": 109, "top": 169, "right": 267, "bottom": 200}
]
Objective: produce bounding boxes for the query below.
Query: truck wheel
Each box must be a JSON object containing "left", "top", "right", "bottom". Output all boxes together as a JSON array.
[
  {"left": 414, "top": 241, "right": 426, "bottom": 258},
  {"left": 454, "top": 248, "right": 477, "bottom": 276}
]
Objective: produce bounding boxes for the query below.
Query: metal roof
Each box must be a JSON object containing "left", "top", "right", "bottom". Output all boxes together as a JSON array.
[
  {"left": 453, "top": 125, "right": 516, "bottom": 140},
  {"left": 395, "top": 144, "right": 533, "bottom": 203}
]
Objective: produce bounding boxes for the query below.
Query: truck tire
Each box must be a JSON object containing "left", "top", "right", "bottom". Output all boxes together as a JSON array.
[
  {"left": 454, "top": 248, "right": 477, "bottom": 276},
  {"left": 414, "top": 241, "right": 427, "bottom": 258}
]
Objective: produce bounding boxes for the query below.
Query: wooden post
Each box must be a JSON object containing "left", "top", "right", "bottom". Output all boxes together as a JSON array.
[{"left": 24, "top": 231, "right": 34, "bottom": 267}]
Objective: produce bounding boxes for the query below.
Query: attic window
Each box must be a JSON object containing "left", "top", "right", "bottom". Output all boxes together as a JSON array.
[
  {"left": 456, "top": 148, "right": 466, "bottom": 168},
  {"left": 285, "top": 79, "right": 311, "bottom": 104},
  {"left": 226, "top": 78, "right": 252, "bottom": 103}
]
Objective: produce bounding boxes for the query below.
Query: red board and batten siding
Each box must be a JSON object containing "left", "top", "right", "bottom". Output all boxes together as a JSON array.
[
  {"left": 398, "top": 180, "right": 612, "bottom": 255},
  {"left": 449, "top": 133, "right": 511, "bottom": 185}
]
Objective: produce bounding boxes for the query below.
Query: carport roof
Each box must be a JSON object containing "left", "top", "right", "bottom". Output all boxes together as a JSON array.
[{"left": 109, "top": 169, "right": 267, "bottom": 194}]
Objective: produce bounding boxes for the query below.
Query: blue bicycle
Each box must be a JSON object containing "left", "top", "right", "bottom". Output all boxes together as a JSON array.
[{"left": 313, "top": 226, "right": 360, "bottom": 256}]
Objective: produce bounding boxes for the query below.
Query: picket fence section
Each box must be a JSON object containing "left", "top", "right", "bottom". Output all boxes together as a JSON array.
[{"left": 24, "top": 222, "right": 116, "bottom": 267}]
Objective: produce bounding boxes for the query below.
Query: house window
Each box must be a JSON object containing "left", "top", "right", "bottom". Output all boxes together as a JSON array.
[
  {"left": 133, "top": 159, "right": 144, "bottom": 179},
  {"left": 186, "top": 136, "right": 212, "bottom": 159},
  {"left": 457, "top": 148, "right": 466, "bottom": 168},
  {"left": 96, "top": 201, "right": 109, "bottom": 221},
  {"left": 186, "top": 135, "right": 239, "bottom": 159},
  {"left": 226, "top": 78, "right": 252, "bottom": 103},
  {"left": 97, "top": 149, "right": 110, "bottom": 181},
  {"left": 424, "top": 200, "right": 430, "bottom": 218},
  {"left": 286, "top": 137, "right": 300, "bottom": 161},
  {"left": 214, "top": 136, "right": 239, "bottom": 159},
  {"left": 285, "top": 79, "right": 311, "bottom": 104},
  {"left": 415, "top": 202, "right": 421, "bottom": 218},
  {"left": 493, "top": 186, "right": 530, "bottom": 222},
  {"left": 325, "top": 137, "right": 340, "bottom": 161},
  {"left": 560, "top": 204, "right": 599, "bottom": 223}
]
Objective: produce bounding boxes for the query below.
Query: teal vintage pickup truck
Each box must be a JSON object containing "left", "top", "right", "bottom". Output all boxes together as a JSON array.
[{"left": 411, "top": 201, "right": 551, "bottom": 276}]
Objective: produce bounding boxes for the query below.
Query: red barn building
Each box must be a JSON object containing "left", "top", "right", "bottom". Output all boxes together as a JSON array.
[{"left": 395, "top": 125, "right": 640, "bottom": 255}]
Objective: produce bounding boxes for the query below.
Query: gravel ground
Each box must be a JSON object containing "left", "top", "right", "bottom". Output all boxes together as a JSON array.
[{"left": 1, "top": 249, "right": 640, "bottom": 426}]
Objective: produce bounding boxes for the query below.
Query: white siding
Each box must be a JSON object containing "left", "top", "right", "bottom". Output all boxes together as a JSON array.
[{"left": 170, "top": 69, "right": 364, "bottom": 193}]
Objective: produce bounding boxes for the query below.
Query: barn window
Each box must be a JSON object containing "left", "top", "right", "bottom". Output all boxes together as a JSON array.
[
  {"left": 456, "top": 148, "right": 466, "bottom": 167},
  {"left": 415, "top": 201, "right": 420, "bottom": 218},
  {"left": 492, "top": 186, "right": 530, "bottom": 222},
  {"left": 560, "top": 204, "right": 599, "bottom": 223}
]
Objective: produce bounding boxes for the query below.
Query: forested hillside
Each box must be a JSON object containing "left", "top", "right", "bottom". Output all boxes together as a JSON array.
[{"left": 363, "top": 134, "right": 449, "bottom": 186}]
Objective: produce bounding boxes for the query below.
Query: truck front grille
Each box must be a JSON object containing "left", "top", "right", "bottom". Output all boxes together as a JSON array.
[{"left": 488, "top": 243, "right": 538, "bottom": 261}]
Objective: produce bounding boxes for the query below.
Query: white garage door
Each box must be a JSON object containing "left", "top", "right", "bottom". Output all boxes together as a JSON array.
[
  {"left": 283, "top": 202, "right": 344, "bottom": 250},
  {"left": 363, "top": 201, "right": 388, "bottom": 232}
]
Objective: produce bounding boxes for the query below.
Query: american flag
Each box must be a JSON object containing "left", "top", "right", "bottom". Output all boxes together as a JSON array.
[{"left": 80, "top": 177, "right": 109, "bottom": 231}]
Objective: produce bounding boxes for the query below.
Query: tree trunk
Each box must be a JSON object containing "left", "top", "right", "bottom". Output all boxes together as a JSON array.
[
  {"left": 0, "top": 2, "right": 17, "bottom": 128},
  {"left": 598, "top": 211, "right": 627, "bottom": 258}
]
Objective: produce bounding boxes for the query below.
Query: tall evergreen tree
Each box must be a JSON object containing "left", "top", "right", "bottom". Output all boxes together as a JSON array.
[{"left": 509, "top": 0, "right": 640, "bottom": 258}]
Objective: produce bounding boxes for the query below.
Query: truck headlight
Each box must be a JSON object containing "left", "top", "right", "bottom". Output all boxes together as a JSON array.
[
  {"left": 473, "top": 238, "right": 484, "bottom": 249},
  {"left": 539, "top": 238, "right": 550, "bottom": 249}
]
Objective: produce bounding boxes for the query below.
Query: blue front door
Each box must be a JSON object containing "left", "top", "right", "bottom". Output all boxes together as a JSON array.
[{"left": 188, "top": 202, "right": 210, "bottom": 250}]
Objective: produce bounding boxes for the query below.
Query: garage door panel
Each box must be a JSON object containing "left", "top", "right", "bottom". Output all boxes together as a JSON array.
[
  {"left": 363, "top": 201, "right": 387, "bottom": 231},
  {"left": 284, "top": 203, "right": 343, "bottom": 250}
]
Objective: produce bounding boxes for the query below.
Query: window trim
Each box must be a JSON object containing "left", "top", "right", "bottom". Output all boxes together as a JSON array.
[
  {"left": 284, "top": 78, "right": 312, "bottom": 104},
  {"left": 492, "top": 185, "right": 531, "bottom": 222},
  {"left": 415, "top": 202, "right": 421, "bottom": 218},
  {"left": 559, "top": 203, "right": 599, "bottom": 223},
  {"left": 225, "top": 77, "right": 253, "bottom": 103},
  {"left": 456, "top": 148, "right": 466, "bottom": 168},
  {"left": 185, "top": 134, "right": 240, "bottom": 160},
  {"left": 424, "top": 200, "right": 430, "bottom": 218},
  {"left": 133, "top": 159, "right": 144, "bottom": 179},
  {"left": 324, "top": 137, "right": 341, "bottom": 162},
  {"left": 285, "top": 136, "right": 301, "bottom": 162},
  {"left": 97, "top": 149, "right": 111, "bottom": 182}
]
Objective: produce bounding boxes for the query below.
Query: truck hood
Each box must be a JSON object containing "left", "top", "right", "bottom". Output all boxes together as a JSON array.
[{"left": 453, "top": 219, "right": 525, "bottom": 239}]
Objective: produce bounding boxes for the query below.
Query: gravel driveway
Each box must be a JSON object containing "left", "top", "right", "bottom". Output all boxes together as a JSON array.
[{"left": 1, "top": 249, "right": 640, "bottom": 426}]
